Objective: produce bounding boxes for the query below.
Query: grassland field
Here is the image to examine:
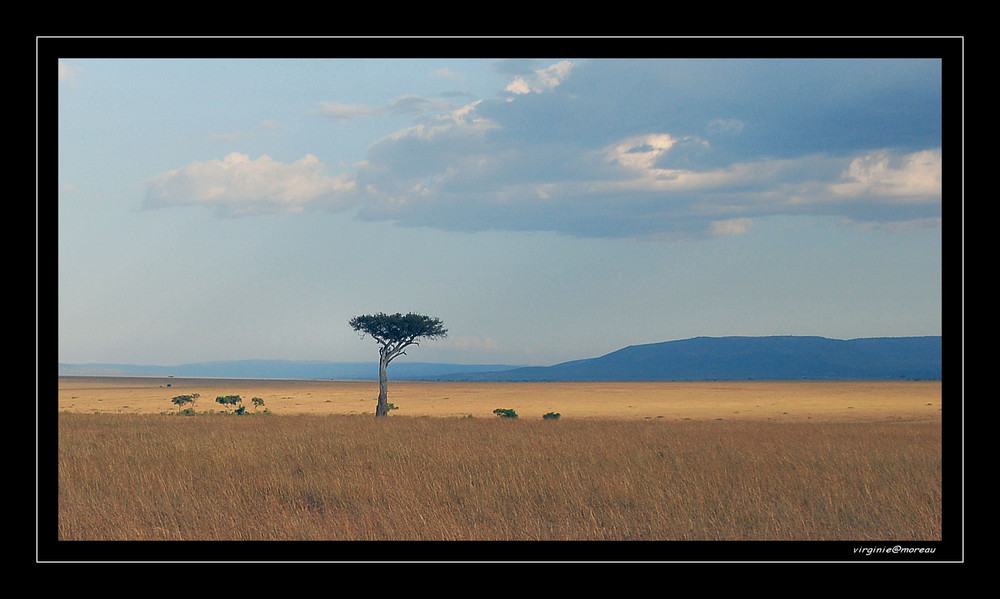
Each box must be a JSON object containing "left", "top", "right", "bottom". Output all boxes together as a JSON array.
[
  {"left": 54, "top": 377, "right": 945, "bottom": 545},
  {"left": 58, "top": 376, "right": 942, "bottom": 422}
]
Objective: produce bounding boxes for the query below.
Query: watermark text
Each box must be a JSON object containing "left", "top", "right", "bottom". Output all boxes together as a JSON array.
[{"left": 853, "top": 545, "right": 936, "bottom": 557}]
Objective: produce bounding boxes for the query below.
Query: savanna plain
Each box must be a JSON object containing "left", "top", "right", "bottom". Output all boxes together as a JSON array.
[{"left": 56, "top": 377, "right": 943, "bottom": 543}]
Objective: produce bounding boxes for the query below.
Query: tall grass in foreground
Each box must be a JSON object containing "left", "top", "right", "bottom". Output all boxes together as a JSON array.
[{"left": 57, "top": 413, "right": 941, "bottom": 541}]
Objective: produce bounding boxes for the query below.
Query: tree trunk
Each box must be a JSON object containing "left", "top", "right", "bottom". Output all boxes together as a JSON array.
[{"left": 375, "top": 355, "right": 390, "bottom": 417}]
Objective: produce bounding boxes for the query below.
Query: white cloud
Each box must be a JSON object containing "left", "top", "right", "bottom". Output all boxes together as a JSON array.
[
  {"left": 380, "top": 100, "right": 497, "bottom": 143},
  {"left": 350, "top": 99, "right": 943, "bottom": 238},
  {"left": 143, "top": 152, "right": 356, "bottom": 216},
  {"left": 829, "top": 149, "right": 942, "bottom": 201},
  {"left": 605, "top": 133, "right": 680, "bottom": 172},
  {"left": 144, "top": 59, "right": 942, "bottom": 239},
  {"left": 505, "top": 60, "right": 575, "bottom": 94}
]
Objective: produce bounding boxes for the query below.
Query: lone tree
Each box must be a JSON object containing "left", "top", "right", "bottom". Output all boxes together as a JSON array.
[{"left": 349, "top": 312, "right": 447, "bottom": 417}]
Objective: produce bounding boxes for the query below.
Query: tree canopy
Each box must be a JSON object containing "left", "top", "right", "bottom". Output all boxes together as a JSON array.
[{"left": 349, "top": 312, "right": 448, "bottom": 355}]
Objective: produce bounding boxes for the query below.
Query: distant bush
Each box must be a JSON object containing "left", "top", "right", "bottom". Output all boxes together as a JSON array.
[
  {"left": 216, "top": 395, "right": 244, "bottom": 414},
  {"left": 493, "top": 408, "right": 518, "bottom": 419},
  {"left": 171, "top": 394, "right": 199, "bottom": 410},
  {"left": 204, "top": 395, "right": 270, "bottom": 415},
  {"left": 543, "top": 412, "right": 561, "bottom": 420}
]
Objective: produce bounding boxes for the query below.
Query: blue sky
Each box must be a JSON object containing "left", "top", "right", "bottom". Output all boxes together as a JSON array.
[{"left": 53, "top": 43, "right": 949, "bottom": 367}]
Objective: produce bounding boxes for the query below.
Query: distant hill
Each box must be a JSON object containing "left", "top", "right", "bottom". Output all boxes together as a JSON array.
[
  {"left": 56, "top": 360, "right": 522, "bottom": 380},
  {"left": 430, "top": 336, "right": 943, "bottom": 382},
  {"left": 58, "top": 336, "right": 942, "bottom": 382}
]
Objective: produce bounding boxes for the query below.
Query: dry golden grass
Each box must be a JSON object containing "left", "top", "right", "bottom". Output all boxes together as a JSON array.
[
  {"left": 55, "top": 377, "right": 943, "bottom": 543},
  {"left": 58, "top": 376, "right": 942, "bottom": 422},
  {"left": 57, "top": 413, "right": 941, "bottom": 542}
]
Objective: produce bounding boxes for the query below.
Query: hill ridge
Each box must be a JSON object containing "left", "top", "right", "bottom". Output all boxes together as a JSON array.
[
  {"left": 430, "top": 335, "right": 943, "bottom": 381},
  {"left": 59, "top": 335, "right": 942, "bottom": 382}
]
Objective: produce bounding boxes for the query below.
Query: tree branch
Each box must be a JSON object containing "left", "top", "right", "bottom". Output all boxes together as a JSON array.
[{"left": 384, "top": 339, "right": 416, "bottom": 364}]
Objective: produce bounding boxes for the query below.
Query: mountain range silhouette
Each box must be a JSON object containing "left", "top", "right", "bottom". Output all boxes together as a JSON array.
[{"left": 59, "top": 335, "right": 942, "bottom": 382}]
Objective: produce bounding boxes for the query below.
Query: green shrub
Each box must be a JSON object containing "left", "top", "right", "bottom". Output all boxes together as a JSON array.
[
  {"left": 171, "top": 394, "right": 199, "bottom": 410},
  {"left": 493, "top": 408, "right": 518, "bottom": 419},
  {"left": 543, "top": 412, "right": 561, "bottom": 420},
  {"left": 216, "top": 395, "right": 245, "bottom": 414}
]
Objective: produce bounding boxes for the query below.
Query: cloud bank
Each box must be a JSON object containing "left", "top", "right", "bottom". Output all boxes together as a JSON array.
[
  {"left": 143, "top": 58, "right": 943, "bottom": 238},
  {"left": 143, "top": 152, "right": 357, "bottom": 217}
]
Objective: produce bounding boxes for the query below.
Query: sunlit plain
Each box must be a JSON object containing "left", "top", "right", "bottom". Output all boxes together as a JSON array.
[
  {"left": 58, "top": 377, "right": 941, "bottom": 422},
  {"left": 56, "top": 377, "right": 943, "bottom": 543}
]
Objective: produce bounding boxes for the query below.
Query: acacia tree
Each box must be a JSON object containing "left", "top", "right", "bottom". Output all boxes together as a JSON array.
[
  {"left": 171, "top": 393, "right": 199, "bottom": 411},
  {"left": 349, "top": 312, "right": 447, "bottom": 417}
]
